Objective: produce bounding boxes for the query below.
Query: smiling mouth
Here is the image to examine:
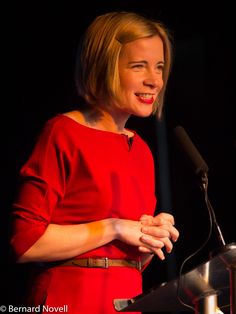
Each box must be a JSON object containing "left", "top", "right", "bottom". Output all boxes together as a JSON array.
[{"left": 135, "top": 93, "right": 155, "bottom": 104}]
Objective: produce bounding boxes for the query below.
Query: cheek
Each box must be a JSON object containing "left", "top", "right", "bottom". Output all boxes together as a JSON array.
[
  {"left": 158, "top": 77, "right": 164, "bottom": 91},
  {"left": 120, "top": 76, "right": 132, "bottom": 90},
  {"left": 119, "top": 71, "right": 139, "bottom": 90}
]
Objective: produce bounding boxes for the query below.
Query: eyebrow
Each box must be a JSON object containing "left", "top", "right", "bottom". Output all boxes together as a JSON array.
[{"left": 128, "top": 60, "right": 165, "bottom": 65}]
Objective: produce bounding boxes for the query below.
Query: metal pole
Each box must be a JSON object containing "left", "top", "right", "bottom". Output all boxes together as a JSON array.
[
  {"left": 229, "top": 263, "right": 236, "bottom": 314},
  {"left": 194, "top": 292, "right": 218, "bottom": 314}
]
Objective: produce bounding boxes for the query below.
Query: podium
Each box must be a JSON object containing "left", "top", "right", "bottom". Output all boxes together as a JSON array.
[{"left": 114, "top": 243, "right": 236, "bottom": 313}]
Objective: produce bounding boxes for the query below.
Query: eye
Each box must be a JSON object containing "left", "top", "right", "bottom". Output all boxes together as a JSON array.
[
  {"left": 156, "top": 63, "right": 164, "bottom": 73},
  {"left": 131, "top": 64, "right": 144, "bottom": 69}
]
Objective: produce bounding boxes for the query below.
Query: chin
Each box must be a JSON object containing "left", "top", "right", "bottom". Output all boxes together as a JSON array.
[
  {"left": 135, "top": 112, "right": 153, "bottom": 118},
  {"left": 137, "top": 107, "right": 154, "bottom": 117}
]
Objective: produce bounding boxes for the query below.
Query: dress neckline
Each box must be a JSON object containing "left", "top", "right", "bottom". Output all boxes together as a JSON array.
[{"left": 60, "top": 113, "right": 136, "bottom": 139}]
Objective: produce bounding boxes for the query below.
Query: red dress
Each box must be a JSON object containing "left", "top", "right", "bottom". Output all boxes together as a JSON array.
[{"left": 10, "top": 114, "right": 157, "bottom": 314}]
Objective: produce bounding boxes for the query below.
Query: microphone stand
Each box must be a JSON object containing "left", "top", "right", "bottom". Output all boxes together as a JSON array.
[
  {"left": 197, "top": 172, "right": 236, "bottom": 314},
  {"left": 200, "top": 172, "right": 226, "bottom": 247},
  {"left": 173, "top": 126, "right": 235, "bottom": 313}
]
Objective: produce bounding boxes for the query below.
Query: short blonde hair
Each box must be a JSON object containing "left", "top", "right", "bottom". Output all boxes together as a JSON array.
[{"left": 75, "top": 11, "right": 173, "bottom": 119}]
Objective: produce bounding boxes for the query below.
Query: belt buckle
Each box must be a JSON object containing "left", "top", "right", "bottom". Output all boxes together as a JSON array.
[
  {"left": 137, "top": 260, "right": 142, "bottom": 271},
  {"left": 102, "top": 257, "right": 109, "bottom": 268}
]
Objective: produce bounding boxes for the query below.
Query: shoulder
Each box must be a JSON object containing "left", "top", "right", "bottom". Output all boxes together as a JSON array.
[
  {"left": 44, "top": 113, "right": 75, "bottom": 130},
  {"left": 43, "top": 112, "right": 83, "bottom": 134},
  {"left": 35, "top": 113, "right": 82, "bottom": 147}
]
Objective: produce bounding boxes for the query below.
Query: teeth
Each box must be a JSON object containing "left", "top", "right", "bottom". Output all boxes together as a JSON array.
[{"left": 138, "top": 94, "right": 152, "bottom": 99}]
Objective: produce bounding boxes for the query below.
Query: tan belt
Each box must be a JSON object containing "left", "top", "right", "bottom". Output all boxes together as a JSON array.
[{"left": 38, "top": 258, "right": 143, "bottom": 271}]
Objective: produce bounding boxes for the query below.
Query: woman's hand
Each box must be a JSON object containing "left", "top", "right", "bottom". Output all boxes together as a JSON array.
[
  {"left": 114, "top": 219, "right": 165, "bottom": 251},
  {"left": 138, "top": 213, "right": 179, "bottom": 260}
]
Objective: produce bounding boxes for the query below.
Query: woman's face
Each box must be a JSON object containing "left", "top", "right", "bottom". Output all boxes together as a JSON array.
[{"left": 117, "top": 35, "right": 164, "bottom": 118}]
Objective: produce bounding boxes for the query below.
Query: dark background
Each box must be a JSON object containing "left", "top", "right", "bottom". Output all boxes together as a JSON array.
[{"left": 2, "top": 1, "right": 235, "bottom": 313}]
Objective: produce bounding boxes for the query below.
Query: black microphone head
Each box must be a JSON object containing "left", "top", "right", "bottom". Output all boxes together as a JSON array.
[{"left": 174, "top": 126, "right": 209, "bottom": 176}]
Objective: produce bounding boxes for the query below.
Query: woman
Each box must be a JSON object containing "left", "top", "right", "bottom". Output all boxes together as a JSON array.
[{"left": 10, "top": 11, "right": 179, "bottom": 314}]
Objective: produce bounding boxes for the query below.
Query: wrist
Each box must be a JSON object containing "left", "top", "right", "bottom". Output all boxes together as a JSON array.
[{"left": 109, "top": 218, "right": 121, "bottom": 240}]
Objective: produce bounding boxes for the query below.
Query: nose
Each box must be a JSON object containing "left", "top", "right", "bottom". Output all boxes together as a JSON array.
[{"left": 143, "top": 69, "right": 163, "bottom": 90}]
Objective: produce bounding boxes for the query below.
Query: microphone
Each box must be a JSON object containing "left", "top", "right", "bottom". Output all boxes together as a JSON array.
[
  {"left": 173, "top": 126, "right": 209, "bottom": 176},
  {"left": 173, "top": 125, "right": 225, "bottom": 247}
]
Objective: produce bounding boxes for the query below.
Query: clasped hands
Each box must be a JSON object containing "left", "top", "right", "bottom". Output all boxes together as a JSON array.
[{"left": 138, "top": 212, "right": 179, "bottom": 261}]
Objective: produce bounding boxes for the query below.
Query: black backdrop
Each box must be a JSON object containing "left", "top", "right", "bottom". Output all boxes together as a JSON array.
[{"left": 2, "top": 1, "right": 235, "bottom": 312}]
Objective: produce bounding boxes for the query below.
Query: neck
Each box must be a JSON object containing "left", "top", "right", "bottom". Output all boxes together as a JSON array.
[{"left": 82, "top": 104, "right": 131, "bottom": 135}]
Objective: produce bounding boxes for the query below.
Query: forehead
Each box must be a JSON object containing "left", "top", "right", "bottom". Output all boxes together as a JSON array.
[{"left": 119, "top": 36, "right": 164, "bottom": 60}]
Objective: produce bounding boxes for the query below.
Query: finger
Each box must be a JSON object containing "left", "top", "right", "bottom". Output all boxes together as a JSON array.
[
  {"left": 138, "top": 246, "right": 165, "bottom": 261},
  {"left": 140, "top": 215, "right": 154, "bottom": 225},
  {"left": 140, "top": 234, "right": 165, "bottom": 249},
  {"left": 155, "top": 248, "right": 165, "bottom": 260},
  {"left": 141, "top": 236, "right": 173, "bottom": 254},
  {"left": 161, "top": 225, "right": 179, "bottom": 242},
  {"left": 140, "top": 214, "right": 152, "bottom": 220},
  {"left": 170, "top": 227, "right": 179, "bottom": 242},
  {"left": 158, "top": 212, "right": 175, "bottom": 223},
  {"left": 142, "top": 234, "right": 173, "bottom": 254},
  {"left": 141, "top": 225, "right": 170, "bottom": 238},
  {"left": 153, "top": 213, "right": 175, "bottom": 225},
  {"left": 143, "top": 224, "right": 179, "bottom": 243},
  {"left": 162, "top": 225, "right": 179, "bottom": 242},
  {"left": 138, "top": 246, "right": 153, "bottom": 254},
  {"left": 160, "top": 237, "right": 173, "bottom": 253}
]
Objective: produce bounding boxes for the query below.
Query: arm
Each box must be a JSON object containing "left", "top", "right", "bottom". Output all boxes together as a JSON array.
[{"left": 18, "top": 218, "right": 165, "bottom": 263}]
